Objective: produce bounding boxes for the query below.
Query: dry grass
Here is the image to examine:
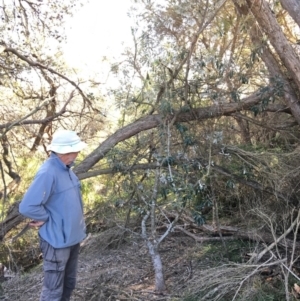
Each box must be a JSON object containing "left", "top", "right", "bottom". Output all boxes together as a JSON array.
[
  {"left": 1, "top": 225, "right": 295, "bottom": 301},
  {"left": 2, "top": 228, "right": 196, "bottom": 300}
]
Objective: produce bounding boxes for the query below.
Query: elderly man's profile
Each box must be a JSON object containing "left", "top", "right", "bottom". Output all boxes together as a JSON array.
[{"left": 19, "top": 129, "right": 87, "bottom": 301}]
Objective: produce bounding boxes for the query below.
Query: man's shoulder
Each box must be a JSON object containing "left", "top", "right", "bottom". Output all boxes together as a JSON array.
[{"left": 36, "top": 159, "right": 57, "bottom": 176}]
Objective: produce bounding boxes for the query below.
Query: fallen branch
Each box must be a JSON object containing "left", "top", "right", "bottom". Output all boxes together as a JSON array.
[
  {"left": 175, "top": 225, "right": 237, "bottom": 242},
  {"left": 173, "top": 220, "right": 300, "bottom": 253},
  {"left": 253, "top": 210, "right": 300, "bottom": 262},
  {"left": 232, "top": 257, "right": 287, "bottom": 301}
]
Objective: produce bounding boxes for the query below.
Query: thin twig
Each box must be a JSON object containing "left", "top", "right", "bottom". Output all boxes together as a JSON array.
[
  {"left": 0, "top": 96, "right": 54, "bottom": 138},
  {"left": 253, "top": 210, "right": 300, "bottom": 262},
  {"left": 232, "top": 256, "right": 286, "bottom": 301}
]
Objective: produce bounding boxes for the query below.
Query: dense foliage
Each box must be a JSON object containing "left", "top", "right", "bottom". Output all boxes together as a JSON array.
[{"left": 1, "top": 0, "right": 300, "bottom": 299}]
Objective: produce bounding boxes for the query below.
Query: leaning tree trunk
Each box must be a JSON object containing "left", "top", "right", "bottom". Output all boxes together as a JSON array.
[
  {"left": 234, "top": 0, "right": 300, "bottom": 125},
  {"left": 243, "top": 0, "right": 300, "bottom": 92},
  {"left": 250, "top": 26, "right": 300, "bottom": 125},
  {"left": 234, "top": 1, "right": 300, "bottom": 125},
  {"left": 279, "top": 0, "right": 300, "bottom": 28},
  {"left": 74, "top": 88, "right": 276, "bottom": 176}
]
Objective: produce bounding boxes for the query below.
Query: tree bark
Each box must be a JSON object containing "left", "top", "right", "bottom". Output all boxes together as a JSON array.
[
  {"left": 248, "top": 18, "right": 300, "bottom": 125},
  {"left": 148, "top": 244, "right": 166, "bottom": 293},
  {"left": 279, "top": 0, "right": 300, "bottom": 28},
  {"left": 234, "top": 116, "right": 251, "bottom": 144},
  {"left": 0, "top": 201, "right": 24, "bottom": 241},
  {"left": 74, "top": 88, "right": 275, "bottom": 174},
  {"left": 243, "top": 0, "right": 300, "bottom": 92}
]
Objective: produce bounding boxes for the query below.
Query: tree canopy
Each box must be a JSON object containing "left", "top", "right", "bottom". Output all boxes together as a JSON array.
[{"left": 1, "top": 0, "right": 300, "bottom": 297}]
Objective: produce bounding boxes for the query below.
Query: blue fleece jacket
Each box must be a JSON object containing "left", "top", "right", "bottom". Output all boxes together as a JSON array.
[{"left": 19, "top": 153, "right": 86, "bottom": 248}]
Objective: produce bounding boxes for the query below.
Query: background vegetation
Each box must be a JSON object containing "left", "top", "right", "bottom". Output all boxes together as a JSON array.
[{"left": 1, "top": 0, "right": 300, "bottom": 299}]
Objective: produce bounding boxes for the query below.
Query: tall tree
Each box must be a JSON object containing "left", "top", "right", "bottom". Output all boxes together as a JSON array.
[
  {"left": 1, "top": 0, "right": 300, "bottom": 297},
  {"left": 0, "top": 0, "right": 105, "bottom": 202}
]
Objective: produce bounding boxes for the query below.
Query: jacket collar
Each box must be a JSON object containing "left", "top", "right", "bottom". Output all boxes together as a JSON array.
[{"left": 49, "top": 152, "right": 70, "bottom": 170}]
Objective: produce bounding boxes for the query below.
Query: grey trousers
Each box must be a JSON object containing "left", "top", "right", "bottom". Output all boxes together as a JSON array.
[{"left": 39, "top": 237, "right": 80, "bottom": 301}]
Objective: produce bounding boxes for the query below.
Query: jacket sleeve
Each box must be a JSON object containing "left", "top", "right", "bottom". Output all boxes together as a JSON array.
[{"left": 19, "top": 170, "right": 54, "bottom": 221}]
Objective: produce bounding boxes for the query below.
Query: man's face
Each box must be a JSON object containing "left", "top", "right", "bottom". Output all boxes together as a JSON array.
[{"left": 58, "top": 152, "right": 80, "bottom": 165}]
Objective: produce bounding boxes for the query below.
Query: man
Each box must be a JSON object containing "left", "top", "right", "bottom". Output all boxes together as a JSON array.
[{"left": 19, "top": 129, "right": 87, "bottom": 301}]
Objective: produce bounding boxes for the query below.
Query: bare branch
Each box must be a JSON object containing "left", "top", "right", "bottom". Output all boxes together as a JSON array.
[
  {"left": 0, "top": 93, "right": 74, "bottom": 132},
  {"left": 0, "top": 96, "right": 54, "bottom": 137},
  {"left": 4, "top": 47, "right": 90, "bottom": 105}
]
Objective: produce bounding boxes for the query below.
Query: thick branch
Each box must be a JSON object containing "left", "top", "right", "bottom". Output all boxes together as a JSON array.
[{"left": 74, "top": 87, "right": 275, "bottom": 174}]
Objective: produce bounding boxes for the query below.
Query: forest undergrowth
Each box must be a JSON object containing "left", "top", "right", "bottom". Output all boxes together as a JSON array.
[{"left": 1, "top": 216, "right": 298, "bottom": 301}]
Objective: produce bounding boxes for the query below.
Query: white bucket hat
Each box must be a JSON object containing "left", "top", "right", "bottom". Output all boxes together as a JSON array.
[{"left": 47, "top": 130, "right": 87, "bottom": 154}]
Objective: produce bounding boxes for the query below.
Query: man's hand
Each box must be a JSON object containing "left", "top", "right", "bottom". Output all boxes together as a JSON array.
[
  {"left": 10, "top": 220, "right": 45, "bottom": 242},
  {"left": 29, "top": 220, "right": 45, "bottom": 227}
]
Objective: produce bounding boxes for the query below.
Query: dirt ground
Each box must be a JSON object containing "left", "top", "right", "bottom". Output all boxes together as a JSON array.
[
  {"left": 1, "top": 223, "right": 289, "bottom": 301},
  {"left": 1, "top": 227, "right": 203, "bottom": 301}
]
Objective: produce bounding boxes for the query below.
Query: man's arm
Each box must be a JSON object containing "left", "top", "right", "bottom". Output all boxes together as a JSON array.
[{"left": 19, "top": 171, "right": 53, "bottom": 221}]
